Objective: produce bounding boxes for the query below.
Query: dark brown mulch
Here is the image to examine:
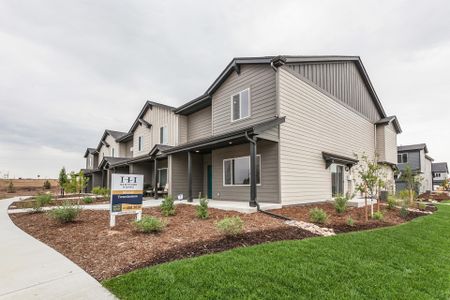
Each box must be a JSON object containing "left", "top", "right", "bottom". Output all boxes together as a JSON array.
[
  {"left": 418, "top": 191, "right": 450, "bottom": 202},
  {"left": 9, "top": 196, "right": 108, "bottom": 209},
  {"left": 269, "top": 202, "right": 431, "bottom": 233},
  {"left": 9, "top": 204, "right": 314, "bottom": 281}
]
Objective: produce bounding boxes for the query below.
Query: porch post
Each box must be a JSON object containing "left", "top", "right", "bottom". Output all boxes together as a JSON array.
[
  {"left": 187, "top": 151, "right": 193, "bottom": 202},
  {"left": 153, "top": 159, "right": 158, "bottom": 199},
  {"left": 249, "top": 139, "right": 257, "bottom": 207}
]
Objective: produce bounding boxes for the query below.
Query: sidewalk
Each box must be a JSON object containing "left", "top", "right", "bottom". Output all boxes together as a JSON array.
[{"left": 0, "top": 196, "right": 116, "bottom": 300}]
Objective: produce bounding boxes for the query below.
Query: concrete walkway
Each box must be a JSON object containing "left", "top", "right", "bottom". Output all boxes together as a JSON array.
[{"left": 0, "top": 196, "right": 115, "bottom": 300}]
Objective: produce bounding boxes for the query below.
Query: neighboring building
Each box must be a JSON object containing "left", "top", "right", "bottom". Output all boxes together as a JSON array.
[
  {"left": 395, "top": 143, "right": 433, "bottom": 194},
  {"left": 82, "top": 55, "right": 402, "bottom": 206},
  {"left": 432, "top": 162, "right": 449, "bottom": 190}
]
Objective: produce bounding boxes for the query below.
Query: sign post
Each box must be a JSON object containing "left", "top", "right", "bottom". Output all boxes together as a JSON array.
[{"left": 110, "top": 174, "right": 144, "bottom": 227}]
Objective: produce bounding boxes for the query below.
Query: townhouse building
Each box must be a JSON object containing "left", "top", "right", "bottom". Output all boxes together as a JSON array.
[
  {"left": 432, "top": 162, "right": 449, "bottom": 190},
  {"left": 82, "top": 55, "right": 402, "bottom": 206}
]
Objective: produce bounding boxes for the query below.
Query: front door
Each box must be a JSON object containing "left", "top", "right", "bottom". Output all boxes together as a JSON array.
[
  {"left": 331, "top": 164, "right": 344, "bottom": 197},
  {"left": 207, "top": 165, "right": 212, "bottom": 199}
]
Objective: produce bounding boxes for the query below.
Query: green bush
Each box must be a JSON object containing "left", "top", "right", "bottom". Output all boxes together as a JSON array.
[
  {"left": 418, "top": 202, "right": 427, "bottom": 211},
  {"left": 160, "top": 195, "right": 176, "bottom": 217},
  {"left": 373, "top": 211, "right": 384, "bottom": 221},
  {"left": 7, "top": 181, "right": 15, "bottom": 193},
  {"left": 398, "top": 189, "right": 416, "bottom": 201},
  {"left": 347, "top": 216, "right": 355, "bottom": 226},
  {"left": 43, "top": 180, "right": 51, "bottom": 190},
  {"left": 134, "top": 216, "right": 166, "bottom": 233},
  {"left": 400, "top": 206, "right": 409, "bottom": 219},
  {"left": 48, "top": 203, "right": 81, "bottom": 223},
  {"left": 82, "top": 197, "right": 94, "bottom": 204},
  {"left": 196, "top": 198, "right": 209, "bottom": 219},
  {"left": 216, "top": 216, "right": 244, "bottom": 236},
  {"left": 32, "top": 194, "right": 53, "bottom": 213},
  {"left": 334, "top": 195, "right": 348, "bottom": 213},
  {"left": 387, "top": 196, "right": 397, "bottom": 210},
  {"left": 309, "top": 208, "right": 328, "bottom": 224},
  {"left": 92, "top": 186, "right": 110, "bottom": 198}
]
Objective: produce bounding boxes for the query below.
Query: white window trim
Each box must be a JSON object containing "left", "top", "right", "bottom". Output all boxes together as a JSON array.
[
  {"left": 330, "top": 163, "right": 345, "bottom": 198},
  {"left": 138, "top": 136, "right": 143, "bottom": 151},
  {"left": 230, "top": 88, "right": 251, "bottom": 123},
  {"left": 398, "top": 153, "right": 408, "bottom": 164},
  {"left": 160, "top": 125, "right": 168, "bottom": 145},
  {"left": 223, "top": 154, "right": 261, "bottom": 187}
]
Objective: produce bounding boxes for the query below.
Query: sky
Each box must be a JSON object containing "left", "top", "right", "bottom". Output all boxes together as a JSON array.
[{"left": 0, "top": 0, "right": 449, "bottom": 178}]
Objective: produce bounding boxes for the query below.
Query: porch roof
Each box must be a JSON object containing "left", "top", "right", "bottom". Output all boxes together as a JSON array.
[
  {"left": 109, "top": 144, "right": 172, "bottom": 168},
  {"left": 162, "top": 116, "right": 285, "bottom": 155},
  {"left": 322, "top": 152, "right": 359, "bottom": 169}
]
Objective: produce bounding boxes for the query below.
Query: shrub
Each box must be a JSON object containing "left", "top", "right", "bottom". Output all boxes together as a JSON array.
[
  {"left": 92, "top": 186, "right": 110, "bottom": 198},
  {"left": 309, "top": 208, "right": 328, "bottom": 224},
  {"left": 134, "top": 216, "right": 166, "bottom": 233},
  {"left": 398, "top": 189, "right": 415, "bottom": 202},
  {"left": 43, "top": 180, "right": 51, "bottom": 190},
  {"left": 216, "top": 216, "right": 244, "bottom": 236},
  {"left": 400, "top": 206, "right": 409, "bottom": 219},
  {"left": 347, "top": 216, "right": 355, "bottom": 226},
  {"left": 418, "top": 202, "right": 427, "bottom": 211},
  {"left": 373, "top": 211, "right": 384, "bottom": 221},
  {"left": 387, "top": 196, "right": 397, "bottom": 210},
  {"left": 32, "top": 194, "right": 53, "bottom": 213},
  {"left": 82, "top": 197, "right": 94, "bottom": 204},
  {"left": 196, "top": 198, "right": 209, "bottom": 219},
  {"left": 6, "top": 181, "right": 15, "bottom": 193},
  {"left": 334, "top": 195, "right": 348, "bottom": 213},
  {"left": 48, "top": 203, "right": 81, "bottom": 223},
  {"left": 160, "top": 195, "right": 176, "bottom": 217}
]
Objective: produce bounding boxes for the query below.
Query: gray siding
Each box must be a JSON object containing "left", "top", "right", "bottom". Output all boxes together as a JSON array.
[
  {"left": 187, "top": 106, "right": 212, "bottom": 141},
  {"left": 211, "top": 64, "right": 277, "bottom": 135},
  {"left": 211, "top": 140, "right": 279, "bottom": 203},
  {"left": 278, "top": 67, "right": 376, "bottom": 204},
  {"left": 397, "top": 151, "right": 421, "bottom": 172},
  {"left": 170, "top": 153, "right": 203, "bottom": 199},
  {"left": 287, "top": 61, "right": 381, "bottom": 122}
]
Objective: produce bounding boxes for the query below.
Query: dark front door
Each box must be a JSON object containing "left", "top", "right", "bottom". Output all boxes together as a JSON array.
[{"left": 207, "top": 165, "right": 212, "bottom": 199}]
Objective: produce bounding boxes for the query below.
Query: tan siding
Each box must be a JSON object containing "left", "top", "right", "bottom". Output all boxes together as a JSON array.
[
  {"left": 170, "top": 153, "right": 203, "bottom": 199},
  {"left": 278, "top": 67, "right": 376, "bottom": 204},
  {"left": 187, "top": 106, "right": 212, "bottom": 141},
  {"left": 178, "top": 115, "right": 188, "bottom": 144},
  {"left": 212, "top": 64, "right": 277, "bottom": 135},
  {"left": 99, "top": 134, "right": 118, "bottom": 159},
  {"left": 384, "top": 123, "right": 397, "bottom": 164},
  {"left": 376, "top": 126, "right": 385, "bottom": 161},
  {"left": 211, "top": 140, "right": 279, "bottom": 203}
]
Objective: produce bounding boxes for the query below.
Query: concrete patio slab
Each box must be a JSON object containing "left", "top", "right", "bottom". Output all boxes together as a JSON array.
[
  {"left": 1, "top": 196, "right": 115, "bottom": 300},
  {"left": 348, "top": 197, "right": 378, "bottom": 208},
  {"left": 181, "top": 199, "right": 282, "bottom": 213}
]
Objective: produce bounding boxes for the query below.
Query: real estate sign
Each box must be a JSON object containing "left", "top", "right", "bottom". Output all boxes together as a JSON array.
[{"left": 110, "top": 173, "right": 144, "bottom": 227}]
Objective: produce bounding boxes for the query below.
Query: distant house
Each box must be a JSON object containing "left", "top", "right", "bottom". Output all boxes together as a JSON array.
[
  {"left": 396, "top": 144, "right": 433, "bottom": 193},
  {"left": 432, "top": 162, "right": 449, "bottom": 190}
]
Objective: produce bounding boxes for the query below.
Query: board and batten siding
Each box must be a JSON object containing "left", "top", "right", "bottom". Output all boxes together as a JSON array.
[
  {"left": 211, "top": 140, "right": 279, "bottom": 203},
  {"left": 98, "top": 134, "right": 118, "bottom": 160},
  {"left": 397, "top": 151, "right": 421, "bottom": 172},
  {"left": 287, "top": 62, "right": 381, "bottom": 122},
  {"left": 132, "top": 106, "right": 179, "bottom": 157},
  {"left": 211, "top": 64, "right": 277, "bottom": 135},
  {"left": 278, "top": 67, "right": 376, "bottom": 204},
  {"left": 187, "top": 106, "right": 212, "bottom": 142}
]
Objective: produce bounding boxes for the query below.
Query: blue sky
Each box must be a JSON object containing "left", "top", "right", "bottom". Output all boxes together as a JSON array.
[{"left": 0, "top": 0, "right": 449, "bottom": 178}]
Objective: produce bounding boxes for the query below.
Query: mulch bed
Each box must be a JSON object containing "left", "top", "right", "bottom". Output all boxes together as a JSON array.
[
  {"left": 9, "top": 204, "right": 315, "bottom": 281},
  {"left": 269, "top": 202, "right": 433, "bottom": 233},
  {"left": 9, "top": 196, "right": 108, "bottom": 209},
  {"left": 418, "top": 191, "right": 450, "bottom": 202}
]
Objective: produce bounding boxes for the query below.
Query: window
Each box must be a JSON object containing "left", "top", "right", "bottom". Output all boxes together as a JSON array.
[
  {"left": 397, "top": 153, "right": 408, "bottom": 163},
  {"left": 158, "top": 168, "right": 168, "bottom": 188},
  {"left": 111, "top": 148, "right": 115, "bottom": 157},
  {"left": 223, "top": 155, "right": 261, "bottom": 186},
  {"left": 138, "top": 136, "right": 143, "bottom": 151},
  {"left": 231, "top": 88, "right": 250, "bottom": 121},
  {"left": 331, "top": 164, "right": 344, "bottom": 197},
  {"left": 160, "top": 126, "right": 168, "bottom": 144}
]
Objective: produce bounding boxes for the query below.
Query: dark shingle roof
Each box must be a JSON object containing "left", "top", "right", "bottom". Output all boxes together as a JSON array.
[
  {"left": 106, "top": 129, "right": 128, "bottom": 140},
  {"left": 83, "top": 147, "right": 97, "bottom": 158},
  {"left": 398, "top": 143, "right": 428, "bottom": 153},
  {"left": 432, "top": 162, "right": 448, "bottom": 173},
  {"left": 375, "top": 115, "right": 402, "bottom": 133}
]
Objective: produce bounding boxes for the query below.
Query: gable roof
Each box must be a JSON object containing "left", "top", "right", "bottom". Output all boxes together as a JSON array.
[
  {"left": 83, "top": 148, "right": 97, "bottom": 158},
  {"left": 398, "top": 143, "right": 428, "bottom": 153},
  {"left": 98, "top": 156, "right": 129, "bottom": 169},
  {"left": 432, "top": 162, "right": 448, "bottom": 173},
  {"left": 96, "top": 129, "right": 128, "bottom": 151},
  {"left": 375, "top": 116, "right": 402, "bottom": 134},
  {"left": 124, "top": 101, "right": 176, "bottom": 135},
  {"left": 175, "top": 55, "right": 388, "bottom": 118}
]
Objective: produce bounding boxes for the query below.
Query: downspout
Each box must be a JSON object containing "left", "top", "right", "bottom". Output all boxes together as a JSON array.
[{"left": 244, "top": 131, "right": 291, "bottom": 221}]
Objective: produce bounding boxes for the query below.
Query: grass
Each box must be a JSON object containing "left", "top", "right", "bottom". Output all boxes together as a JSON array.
[{"left": 103, "top": 205, "right": 450, "bottom": 299}]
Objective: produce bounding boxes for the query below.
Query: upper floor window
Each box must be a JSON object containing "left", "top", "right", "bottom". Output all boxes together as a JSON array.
[
  {"left": 231, "top": 88, "right": 250, "bottom": 122},
  {"left": 111, "top": 148, "right": 115, "bottom": 157},
  {"left": 160, "top": 126, "right": 168, "bottom": 144},
  {"left": 397, "top": 153, "right": 408, "bottom": 164},
  {"left": 138, "top": 136, "right": 143, "bottom": 151},
  {"left": 223, "top": 155, "right": 261, "bottom": 186}
]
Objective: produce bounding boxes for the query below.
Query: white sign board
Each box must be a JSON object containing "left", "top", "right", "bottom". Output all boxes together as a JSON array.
[{"left": 110, "top": 173, "right": 144, "bottom": 227}]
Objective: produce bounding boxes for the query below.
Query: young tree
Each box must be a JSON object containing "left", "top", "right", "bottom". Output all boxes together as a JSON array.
[
  {"left": 441, "top": 178, "right": 449, "bottom": 191},
  {"left": 399, "top": 165, "right": 422, "bottom": 205},
  {"left": 355, "top": 154, "right": 386, "bottom": 221},
  {"left": 64, "top": 171, "right": 89, "bottom": 195},
  {"left": 58, "top": 167, "right": 68, "bottom": 196}
]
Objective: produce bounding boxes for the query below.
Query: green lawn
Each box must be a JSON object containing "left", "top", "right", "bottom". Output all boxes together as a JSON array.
[{"left": 104, "top": 205, "right": 450, "bottom": 299}]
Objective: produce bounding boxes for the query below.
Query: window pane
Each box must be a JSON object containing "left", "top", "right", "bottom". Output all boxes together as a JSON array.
[
  {"left": 224, "top": 160, "right": 232, "bottom": 185},
  {"left": 160, "top": 127, "right": 164, "bottom": 144},
  {"left": 397, "top": 154, "right": 401, "bottom": 163},
  {"left": 402, "top": 154, "right": 408, "bottom": 163},
  {"left": 256, "top": 156, "right": 261, "bottom": 185},
  {"left": 232, "top": 94, "right": 240, "bottom": 121},
  {"left": 240, "top": 90, "right": 249, "bottom": 118},
  {"left": 234, "top": 157, "right": 250, "bottom": 185},
  {"left": 159, "top": 169, "right": 167, "bottom": 187},
  {"left": 331, "top": 164, "right": 344, "bottom": 197}
]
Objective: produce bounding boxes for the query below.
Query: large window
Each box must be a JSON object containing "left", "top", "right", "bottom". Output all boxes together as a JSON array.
[
  {"left": 160, "top": 126, "right": 168, "bottom": 144},
  {"left": 331, "top": 164, "right": 344, "bottom": 197},
  {"left": 231, "top": 88, "right": 250, "bottom": 121},
  {"left": 138, "top": 136, "right": 143, "bottom": 151},
  {"left": 111, "top": 148, "right": 115, "bottom": 157},
  {"left": 223, "top": 155, "right": 261, "bottom": 186},
  {"left": 397, "top": 153, "right": 408, "bottom": 163},
  {"left": 158, "top": 168, "right": 168, "bottom": 188}
]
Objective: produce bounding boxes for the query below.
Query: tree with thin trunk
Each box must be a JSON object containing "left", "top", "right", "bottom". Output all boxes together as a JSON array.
[
  {"left": 399, "top": 165, "right": 422, "bottom": 205},
  {"left": 58, "top": 167, "right": 68, "bottom": 196}
]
